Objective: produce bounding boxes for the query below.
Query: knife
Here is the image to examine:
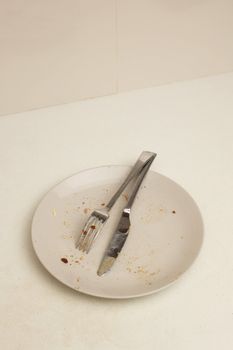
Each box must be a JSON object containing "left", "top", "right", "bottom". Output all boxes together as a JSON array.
[{"left": 97, "top": 154, "right": 156, "bottom": 276}]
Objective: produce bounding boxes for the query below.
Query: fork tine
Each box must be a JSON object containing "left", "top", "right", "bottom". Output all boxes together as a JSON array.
[
  {"left": 85, "top": 220, "right": 104, "bottom": 253},
  {"left": 78, "top": 216, "right": 101, "bottom": 252},
  {"left": 75, "top": 215, "right": 94, "bottom": 249},
  {"left": 76, "top": 209, "right": 108, "bottom": 252},
  {"left": 78, "top": 218, "right": 95, "bottom": 251},
  {"left": 81, "top": 217, "right": 100, "bottom": 252},
  {"left": 79, "top": 217, "right": 96, "bottom": 251}
]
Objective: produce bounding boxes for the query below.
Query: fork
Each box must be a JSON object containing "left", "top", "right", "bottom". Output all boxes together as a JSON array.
[{"left": 75, "top": 151, "right": 156, "bottom": 253}]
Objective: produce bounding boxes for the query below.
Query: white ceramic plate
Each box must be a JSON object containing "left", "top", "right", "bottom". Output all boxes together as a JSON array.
[{"left": 31, "top": 166, "right": 203, "bottom": 299}]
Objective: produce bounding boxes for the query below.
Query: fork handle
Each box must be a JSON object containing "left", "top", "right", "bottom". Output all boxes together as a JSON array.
[{"left": 106, "top": 151, "right": 156, "bottom": 210}]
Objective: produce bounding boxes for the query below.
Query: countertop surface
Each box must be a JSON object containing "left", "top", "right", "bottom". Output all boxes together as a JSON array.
[{"left": 1, "top": 73, "right": 233, "bottom": 349}]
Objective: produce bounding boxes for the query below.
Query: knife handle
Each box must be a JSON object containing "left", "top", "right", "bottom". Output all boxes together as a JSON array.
[
  {"left": 106, "top": 151, "right": 156, "bottom": 210},
  {"left": 125, "top": 156, "right": 154, "bottom": 210}
]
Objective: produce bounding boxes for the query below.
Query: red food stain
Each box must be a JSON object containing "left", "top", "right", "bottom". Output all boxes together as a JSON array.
[{"left": 61, "top": 258, "right": 68, "bottom": 264}]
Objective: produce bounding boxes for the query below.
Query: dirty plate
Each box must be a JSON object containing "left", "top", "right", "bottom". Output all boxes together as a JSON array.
[{"left": 31, "top": 165, "right": 203, "bottom": 299}]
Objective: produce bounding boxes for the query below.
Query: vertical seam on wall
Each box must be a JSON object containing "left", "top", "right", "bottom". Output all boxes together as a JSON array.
[{"left": 115, "top": 0, "right": 119, "bottom": 93}]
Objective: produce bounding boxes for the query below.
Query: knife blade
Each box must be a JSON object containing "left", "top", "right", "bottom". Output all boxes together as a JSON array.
[{"left": 97, "top": 209, "right": 130, "bottom": 276}]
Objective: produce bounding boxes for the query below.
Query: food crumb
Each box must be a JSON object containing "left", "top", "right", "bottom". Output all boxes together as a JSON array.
[
  {"left": 84, "top": 208, "right": 89, "bottom": 214},
  {"left": 101, "top": 203, "right": 105, "bottom": 206},
  {"left": 122, "top": 193, "right": 129, "bottom": 201},
  {"left": 61, "top": 258, "right": 68, "bottom": 264},
  {"left": 172, "top": 210, "right": 176, "bottom": 214},
  {"left": 136, "top": 266, "right": 149, "bottom": 274},
  {"left": 90, "top": 225, "right": 96, "bottom": 229},
  {"left": 77, "top": 278, "right": 80, "bottom": 282},
  {"left": 159, "top": 208, "right": 164, "bottom": 212},
  {"left": 63, "top": 220, "right": 71, "bottom": 227},
  {"left": 75, "top": 260, "right": 80, "bottom": 264},
  {"left": 82, "top": 201, "right": 85, "bottom": 205},
  {"left": 52, "top": 208, "right": 57, "bottom": 216},
  {"left": 80, "top": 256, "right": 84, "bottom": 261}
]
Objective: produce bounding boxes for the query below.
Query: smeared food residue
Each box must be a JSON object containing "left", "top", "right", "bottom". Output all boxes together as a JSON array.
[
  {"left": 125, "top": 258, "right": 161, "bottom": 286},
  {"left": 62, "top": 234, "right": 73, "bottom": 240},
  {"left": 61, "top": 258, "right": 68, "bottom": 264},
  {"left": 122, "top": 193, "right": 129, "bottom": 201}
]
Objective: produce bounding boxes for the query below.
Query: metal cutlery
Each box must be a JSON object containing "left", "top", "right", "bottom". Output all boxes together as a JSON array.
[
  {"left": 75, "top": 151, "right": 156, "bottom": 253},
  {"left": 97, "top": 156, "right": 155, "bottom": 276}
]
